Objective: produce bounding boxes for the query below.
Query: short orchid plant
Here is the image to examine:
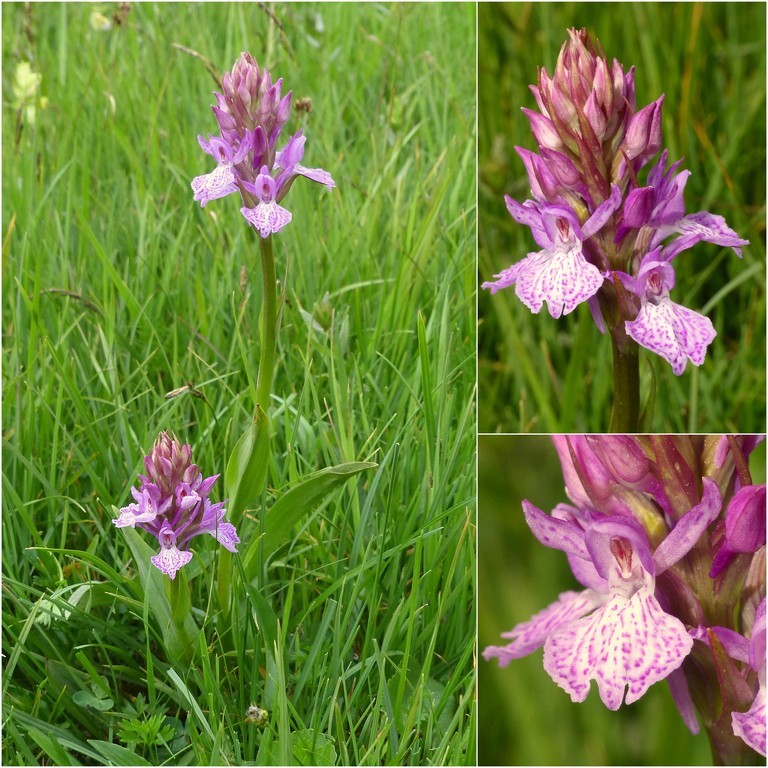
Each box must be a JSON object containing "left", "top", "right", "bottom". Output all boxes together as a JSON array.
[
  {"left": 482, "top": 29, "right": 749, "bottom": 431},
  {"left": 484, "top": 435, "right": 766, "bottom": 764},
  {"left": 113, "top": 53, "right": 336, "bottom": 656}
]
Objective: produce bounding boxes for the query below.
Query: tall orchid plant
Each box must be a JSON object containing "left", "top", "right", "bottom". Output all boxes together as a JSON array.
[
  {"left": 113, "top": 53, "right": 335, "bottom": 653},
  {"left": 482, "top": 29, "right": 748, "bottom": 430},
  {"left": 484, "top": 435, "right": 766, "bottom": 764}
]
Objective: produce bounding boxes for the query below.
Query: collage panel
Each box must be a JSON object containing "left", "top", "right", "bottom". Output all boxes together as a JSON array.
[
  {"left": 3, "top": 2, "right": 768, "bottom": 767},
  {"left": 479, "top": 434, "right": 766, "bottom": 765},
  {"left": 2, "top": 3, "right": 476, "bottom": 766},
  {"left": 478, "top": 3, "right": 766, "bottom": 433}
]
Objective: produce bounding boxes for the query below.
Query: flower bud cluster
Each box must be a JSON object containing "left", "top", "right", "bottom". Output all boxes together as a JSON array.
[
  {"left": 483, "top": 28, "right": 748, "bottom": 375},
  {"left": 485, "top": 435, "right": 766, "bottom": 757}
]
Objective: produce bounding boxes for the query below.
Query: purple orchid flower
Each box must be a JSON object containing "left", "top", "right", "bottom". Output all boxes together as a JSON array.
[
  {"left": 191, "top": 133, "right": 252, "bottom": 207},
  {"left": 620, "top": 151, "right": 749, "bottom": 260},
  {"left": 482, "top": 185, "right": 621, "bottom": 318},
  {"left": 113, "top": 432, "right": 239, "bottom": 579},
  {"left": 484, "top": 478, "right": 721, "bottom": 710},
  {"left": 190, "top": 52, "right": 334, "bottom": 238},
  {"left": 620, "top": 249, "right": 717, "bottom": 375},
  {"left": 275, "top": 130, "right": 336, "bottom": 197}
]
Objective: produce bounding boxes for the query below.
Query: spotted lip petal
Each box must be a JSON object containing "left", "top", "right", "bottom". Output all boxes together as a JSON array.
[
  {"left": 625, "top": 297, "right": 716, "bottom": 375},
  {"left": 543, "top": 584, "right": 694, "bottom": 709},
  {"left": 732, "top": 687, "right": 766, "bottom": 757},
  {"left": 241, "top": 201, "right": 292, "bottom": 237},
  {"left": 191, "top": 164, "right": 239, "bottom": 206},
  {"left": 514, "top": 245, "right": 604, "bottom": 319},
  {"left": 150, "top": 544, "right": 193, "bottom": 580}
]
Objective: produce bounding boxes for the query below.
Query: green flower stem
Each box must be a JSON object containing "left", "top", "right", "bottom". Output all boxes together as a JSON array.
[
  {"left": 219, "top": 234, "right": 279, "bottom": 619},
  {"left": 166, "top": 572, "right": 195, "bottom": 664},
  {"left": 256, "top": 234, "right": 277, "bottom": 414},
  {"left": 608, "top": 325, "right": 640, "bottom": 432}
]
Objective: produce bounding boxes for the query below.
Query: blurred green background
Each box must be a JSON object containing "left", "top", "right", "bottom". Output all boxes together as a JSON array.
[
  {"left": 478, "top": 2, "right": 766, "bottom": 433},
  {"left": 478, "top": 435, "right": 766, "bottom": 765}
]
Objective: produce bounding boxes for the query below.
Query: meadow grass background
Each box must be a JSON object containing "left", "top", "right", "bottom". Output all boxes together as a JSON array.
[
  {"left": 479, "top": 2, "right": 766, "bottom": 433},
  {"left": 478, "top": 435, "right": 767, "bottom": 766},
  {"left": 2, "top": 3, "right": 476, "bottom": 765}
]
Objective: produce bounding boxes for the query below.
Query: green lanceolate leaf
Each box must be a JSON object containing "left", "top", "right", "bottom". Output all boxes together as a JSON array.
[
  {"left": 119, "top": 526, "right": 197, "bottom": 660},
  {"left": 243, "top": 461, "right": 377, "bottom": 577},
  {"left": 87, "top": 739, "right": 153, "bottom": 767},
  {"left": 225, "top": 404, "right": 271, "bottom": 526}
]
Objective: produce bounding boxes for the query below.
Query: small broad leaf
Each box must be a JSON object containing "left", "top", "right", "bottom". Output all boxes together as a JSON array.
[
  {"left": 225, "top": 405, "right": 271, "bottom": 525},
  {"left": 73, "top": 690, "right": 114, "bottom": 711},
  {"left": 291, "top": 729, "right": 337, "bottom": 766},
  {"left": 243, "top": 461, "right": 376, "bottom": 577}
]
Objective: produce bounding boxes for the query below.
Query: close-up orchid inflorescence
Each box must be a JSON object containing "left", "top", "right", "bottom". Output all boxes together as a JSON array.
[
  {"left": 483, "top": 435, "right": 766, "bottom": 764},
  {"left": 191, "top": 51, "right": 335, "bottom": 237},
  {"left": 481, "top": 28, "right": 749, "bottom": 430},
  {"left": 113, "top": 431, "right": 239, "bottom": 579}
]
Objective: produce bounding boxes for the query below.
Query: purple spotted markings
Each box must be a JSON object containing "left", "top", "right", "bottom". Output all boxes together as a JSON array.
[
  {"left": 484, "top": 435, "right": 766, "bottom": 758},
  {"left": 483, "top": 28, "right": 748, "bottom": 375},
  {"left": 113, "top": 432, "right": 238, "bottom": 579},
  {"left": 191, "top": 53, "right": 334, "bottom": 237}
]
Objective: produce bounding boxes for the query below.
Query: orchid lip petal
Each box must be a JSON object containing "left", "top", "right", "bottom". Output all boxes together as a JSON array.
[
  {"left": 150, "top": 543, "right": 193, "bottom": 579},
  {"left": 732, "top": 687, "right": 767, "bottom": 757},
  {"left": 514, "top": 244, "right": 604, "bottom": 319},
  {"left": 191, "top": 165, "right": 239, "bottom": 206},
  {"left": 240, "top": 201, "right": 292, "bottom": 238},
  {"left": 543, "top": 585, "right": 693, "bottom": 710},
  {"left": 625, "top": 297, "right": 716, "bottom": 375}
]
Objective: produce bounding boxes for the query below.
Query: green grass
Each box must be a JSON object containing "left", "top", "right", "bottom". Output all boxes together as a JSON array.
[
  {"left": 478, "top": 435, "right": 766, "bottom": 766},
  {"left": 2, "top": 3, "right": 476, "bottom": 765},
  {"left": 479, "top": 2, "right": 766, "bottom": 433}
]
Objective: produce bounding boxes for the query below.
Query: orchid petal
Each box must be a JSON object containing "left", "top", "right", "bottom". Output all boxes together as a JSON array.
[
  {"left": 191, "top": 165, "right": 238, "bottom": 207},
  {"left": 653, "top": 478, "right": 721, "bottom": 573},
  {"left": 522, "top": 500, "right": 589, "bottom": 559},
  {"left": 581, "top": 184, "right": 622, "bottom": 239},
  {"left": 483, "top": 590, "right": 605, "bottom": 665},
  {"left": 481, "top": 259, "right": 527, "bottom": 295},
  {"left": 732, "top": 687, "right": 767, "bottom": 757},
  {"left": 544, "top": 586, "right": 693, "bottom": 709},
  {"left": 208, "top": 521, "right": 240, "bottom": 553},
  {"left": 241, "top": 201, "right": 292, "bottom": 238},
  {"left": 661, "top": 211, "right": 749, "bottom": 260},
  {"left": 295, "top": 164, "right": 335, "bottom": 190},
  {"left": 514, "top": 245, "right": 604, "bottom": 319},
  {"left": 625, "top": 297, "right": 716, "bottom": 375},
  {"left": 150, "top": 544, "right": 193, "bottom": 579}
]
